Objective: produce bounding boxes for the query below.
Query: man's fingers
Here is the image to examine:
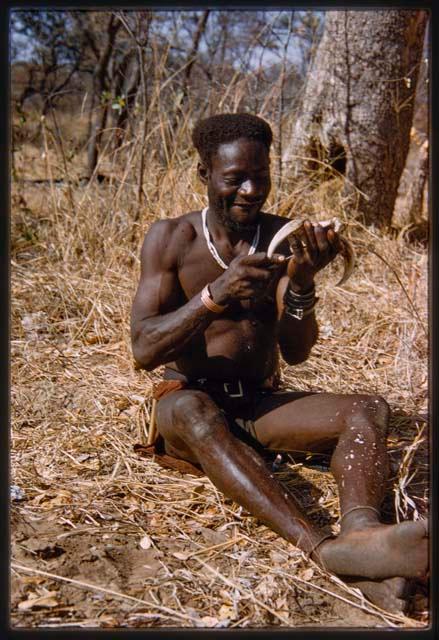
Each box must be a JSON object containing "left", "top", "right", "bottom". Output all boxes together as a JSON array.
[
  {"left": 270, "top": 253, "right": 286, "bottom": 265},
  {"left": 243, "top": 266, "right": 275, "bottom": 281},
  {"left": 303, "top": 221, "right": 318, "bottom": 255},
  {"left": 239, "top": 251, "right": 267, "bottom": 264},
  {"left": 289, "top": 234, "right": 306, "bottom": 261},
  {"left": 239, "top": 252, "right": 285, "bottom": 266},
  {"left": 327, "top": 228, "right": 341, "bottom": 253},
  {"left": 313, "top": 223, "right": 330, "bottom": 253}
]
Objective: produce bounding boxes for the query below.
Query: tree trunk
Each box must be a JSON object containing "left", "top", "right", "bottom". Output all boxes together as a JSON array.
[
  {"left": 86, "top": 14, "right": 121, "bottom": 179},
  {"left": 181, "top": 10, "right": 210, "bottom": 106},
  {"left": 406, "top": 139, "right": 428, "bottom": 224},
  {"left": 171, "top": 10, "right": 210, "bottom": 130},
  {"left": 283, "top": 10, "right": 428, "bottom": 228},
  {"left": 111, "top": 49, "right": 140, "bottom": 149}
]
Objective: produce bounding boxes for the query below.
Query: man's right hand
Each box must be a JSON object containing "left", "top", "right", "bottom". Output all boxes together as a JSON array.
[{"left": 209, "top": 252, "right": 285, "bottom": 306}]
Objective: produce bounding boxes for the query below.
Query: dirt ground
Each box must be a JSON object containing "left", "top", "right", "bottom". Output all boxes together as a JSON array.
[{"left": 11, "top": 474, "right": 428, "bottom": 630}]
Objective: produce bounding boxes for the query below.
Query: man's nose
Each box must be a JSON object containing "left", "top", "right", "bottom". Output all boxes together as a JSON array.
[{"left": 238, "top": 180, "right": 260, "bottom": 199}]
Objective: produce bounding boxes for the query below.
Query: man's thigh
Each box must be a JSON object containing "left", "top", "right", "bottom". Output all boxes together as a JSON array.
[{"left": 253, "top": 391, "right": 367, "bottom": 452}]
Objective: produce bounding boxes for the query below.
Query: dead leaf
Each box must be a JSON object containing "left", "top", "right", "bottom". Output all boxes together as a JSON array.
[
  {"left": 76, "top": 453, "right": 91, "bottom": 463},
  {"left": 269, "top": 550, "right": 287, "bottom": 565},
  {"left": 18, "top": 593, "right": 59, "bottom": 610},
  {"left": 197, "top": 526, "right": 227, "bottom": 546},
  {"left": 275, "top": 595, "right": 287, "bottom": 609},
  {"left": 299, "top": 567, "right": 314, "bottom": 581},
  {"left": 139, "top": 535, "right": 152, "bottom": 550},
  {"left": 21, "top": 576, "right": 46, "bottom": 585},
  {"left": 219, "top": 589, "right": 230, "bottom": 600},
  {"left": 130, "top": 394, "right": 146, "bottom": 403},
  {"left": 191, "top": 484, "right": 206, "bottom": 497},
  {"left": 196, "top": 615, "right": 220, "bottom": 627},
  {"left": 100, "top": 615, "right": 120, "bottom": 626},
  {"left": 218, "top": 604, "right": 235, "bottom": 621},
  {"left": 172, "top": 551, "right": 189, "bottom": 561},
  {"left": 255, "top": 574, "right": 277, "bottom": 599},
  {"left": 32, "top": 490, "right": 72, "bottom": 509}
]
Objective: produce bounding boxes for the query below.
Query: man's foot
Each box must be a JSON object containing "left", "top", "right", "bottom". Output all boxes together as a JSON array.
[
  {"left": 317, "top": 520, "right": 428, "bottom": 580},
  {"left": 345, "top": 576, "right": 412, "bottom": 614}
]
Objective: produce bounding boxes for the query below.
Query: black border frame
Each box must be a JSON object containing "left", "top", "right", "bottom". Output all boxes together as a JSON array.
[{"left": 3, "top": 2, "right": 437, "bottom": 638}]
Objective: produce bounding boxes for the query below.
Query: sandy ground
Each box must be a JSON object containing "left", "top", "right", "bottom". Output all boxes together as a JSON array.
[{"left": 13, "top": 478, "right": 423, "bottom": 630}]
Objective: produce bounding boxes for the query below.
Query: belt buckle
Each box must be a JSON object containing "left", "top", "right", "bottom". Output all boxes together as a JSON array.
[{"left": 223, "top": 380, "right": 244, "bottom": 398}]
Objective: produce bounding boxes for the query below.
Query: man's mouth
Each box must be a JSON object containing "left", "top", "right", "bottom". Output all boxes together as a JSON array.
[{"left": 234, "top": 202, "right": 262, "bottom": 210}]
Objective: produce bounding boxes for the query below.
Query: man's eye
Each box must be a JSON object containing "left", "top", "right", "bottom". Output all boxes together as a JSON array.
[{"left": 224, "top": 178, "right": 241, "bottom": 185}]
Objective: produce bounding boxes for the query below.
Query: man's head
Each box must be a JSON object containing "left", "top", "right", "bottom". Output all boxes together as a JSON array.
[
  {"left": 192, "top": 113, "right": 273, "bottom": 168},
  {"left": 192, "top": 113, "right": 273, "bottom": 232}
]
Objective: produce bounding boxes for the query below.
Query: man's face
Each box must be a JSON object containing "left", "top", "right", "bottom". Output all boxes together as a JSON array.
[{"left": 200, "top": 138, "right": 271, "bottom": 232}]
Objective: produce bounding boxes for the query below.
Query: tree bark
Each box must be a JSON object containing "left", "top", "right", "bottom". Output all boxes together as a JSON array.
[
  {"left": 112, "top": 50, "right": 140, "bottom": 149},
  {"left": 86, "top": 14, "right": 121, "bottom": 179},
  {"left": 283, "top": 10, "right": 428, "bottom": 228},
  {"left": 406, "top": 139, "right": 428, "bottom": 224},
  {"left": 171, "top": 10, "right": 210, "bottom": 128}
]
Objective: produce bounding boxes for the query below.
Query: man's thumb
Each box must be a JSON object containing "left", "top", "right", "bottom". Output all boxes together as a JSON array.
[{"left": 270, "top": 253, "right": 286, "bottom": 264}]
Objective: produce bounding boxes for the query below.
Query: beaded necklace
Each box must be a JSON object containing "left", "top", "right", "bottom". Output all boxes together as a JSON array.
[{"left": 201, "top": 207, "right": 260, "bottom": 270}]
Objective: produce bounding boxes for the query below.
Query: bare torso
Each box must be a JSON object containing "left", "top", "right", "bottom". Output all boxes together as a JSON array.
[{"left": 164, "top": 210, "right": 288, "bottom": 380}]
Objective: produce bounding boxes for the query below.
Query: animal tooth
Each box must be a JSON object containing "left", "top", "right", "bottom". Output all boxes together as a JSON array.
[{"left": 266, "top": 217, "right": 355, "bottom": 287}]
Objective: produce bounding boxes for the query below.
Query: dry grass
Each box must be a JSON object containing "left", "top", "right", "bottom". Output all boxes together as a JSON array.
[{"left": 10, "top": 123, "right": 429, "bottom": 629}]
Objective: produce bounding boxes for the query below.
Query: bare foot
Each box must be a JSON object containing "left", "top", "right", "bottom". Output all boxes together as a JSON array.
[
  {"left": 318, "top": 520, "right": 428, "bottom": 580},
  {"left": 345, "top": 576, "right": 411, "bottom": 614}
]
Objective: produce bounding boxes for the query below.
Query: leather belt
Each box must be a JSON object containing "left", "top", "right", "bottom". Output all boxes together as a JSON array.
[{"left": 163, "top": 367, "right": 263, "bottom": 399}]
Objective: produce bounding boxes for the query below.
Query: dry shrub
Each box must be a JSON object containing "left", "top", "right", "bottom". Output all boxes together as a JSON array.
[{"left": 10, "top": 123, "right": 428, "bottom": 629}]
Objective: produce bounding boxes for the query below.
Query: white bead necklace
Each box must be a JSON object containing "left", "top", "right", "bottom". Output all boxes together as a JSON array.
[{"left": 201, "top": 207, "right": 260, "bottom": 270}]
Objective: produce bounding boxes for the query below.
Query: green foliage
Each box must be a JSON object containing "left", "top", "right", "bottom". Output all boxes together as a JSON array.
[{"left": 111, "top": 95, "right": 126, "bottom": 112}]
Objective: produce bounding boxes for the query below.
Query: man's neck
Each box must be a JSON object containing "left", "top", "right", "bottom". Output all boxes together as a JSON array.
[{"left": 206, "top": 207, "right": 260, "bottom": 247}]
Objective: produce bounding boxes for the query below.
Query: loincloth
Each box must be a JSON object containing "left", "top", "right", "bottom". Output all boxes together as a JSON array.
[{"left": 160, "top": 367, "right": 281, "bottom": 440}]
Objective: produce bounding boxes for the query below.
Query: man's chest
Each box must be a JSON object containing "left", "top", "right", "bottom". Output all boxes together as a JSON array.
[
  {"left": 176, "top": 236, "right": 236, "bottom": 299},
  {"left": 176, "top": 237, "right": 278, "bottom": 319}
]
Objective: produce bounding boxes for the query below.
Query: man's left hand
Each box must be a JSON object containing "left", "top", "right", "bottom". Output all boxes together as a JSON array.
[{"left": 286, "top": 220, "right": 341, "bottom": 291}]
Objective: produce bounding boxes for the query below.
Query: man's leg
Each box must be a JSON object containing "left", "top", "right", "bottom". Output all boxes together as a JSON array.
[
  {"left": 156, "top": 389, "right": 427, "bottom": 580},
  {"left": 156, "top": 389, "right": 331, "bottom": 556},
  {"left": 253, "top": 391, "right": 428, "bottom": 580}
]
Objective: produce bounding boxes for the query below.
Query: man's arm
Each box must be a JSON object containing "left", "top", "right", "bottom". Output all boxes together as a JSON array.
[
  {"left": 131, "top": 220, "right": 216, "bottom": 370},
  {"left": 275, "top": 221, "right": 340, "bottom": 365},
  {"left": 276, "top": 274, "right": 319, "bottom": 365}
]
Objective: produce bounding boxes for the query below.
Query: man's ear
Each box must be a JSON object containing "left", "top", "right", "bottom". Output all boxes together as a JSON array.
[{"left": 197, "top": 162, "right": 209, "bottom": 185}]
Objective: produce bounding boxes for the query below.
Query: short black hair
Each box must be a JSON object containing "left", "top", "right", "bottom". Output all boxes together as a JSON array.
[{"left": 192, "top": 113, "right": 273, "bottom": 166}]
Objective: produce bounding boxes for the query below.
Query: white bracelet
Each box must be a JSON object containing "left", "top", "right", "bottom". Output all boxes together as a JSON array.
[{"left": 200, "top": 285, "right": 228, "bottom": 314}]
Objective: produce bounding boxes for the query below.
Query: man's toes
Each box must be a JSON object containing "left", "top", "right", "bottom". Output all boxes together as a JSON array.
[
  {"left": 381, "top": 576, "right": 412, "bottom": 598},
  {"left": 346, "top": 577, "right": 410, "bottom": 614},
  {"left": 418, "top": 517, "right": 428, "bottom": 537},
  {"left": 398, "top": 519, "right": 428, "bottom": 543}
]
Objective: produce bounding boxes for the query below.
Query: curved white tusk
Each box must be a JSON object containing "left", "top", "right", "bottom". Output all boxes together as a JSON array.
[
  {"left": 336, "top": 237, "right": 356, "bottom": 286},
  {"left": 266, "top": 217, "right": 355, "bottom": 287},
  {"left": 267, "top": 219, "right": 305, "bottom": 258}
]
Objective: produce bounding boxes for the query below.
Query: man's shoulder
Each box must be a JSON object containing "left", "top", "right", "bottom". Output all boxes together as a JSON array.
[
  {"left": 144, "top": 210, "right": 200, "bottom": 245},
  {"left": 140, "top": 210, "right": 201, "bottom": 268}
]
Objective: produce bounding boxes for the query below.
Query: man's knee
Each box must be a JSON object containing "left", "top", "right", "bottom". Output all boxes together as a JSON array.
[
  {"left": 346, "top": 394, "right": 390, "bottom": 436},
  {"left": 158, "top": 390, "right": 223, "bottom": 441}
]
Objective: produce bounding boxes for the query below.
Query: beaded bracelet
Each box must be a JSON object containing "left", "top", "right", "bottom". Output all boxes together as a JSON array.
[{"left": 283, "top": 282, "right": 318, "bottom": 320}]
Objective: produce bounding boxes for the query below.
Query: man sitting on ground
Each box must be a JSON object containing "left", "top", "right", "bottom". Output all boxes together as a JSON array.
[{"left": 131, "top": 113, "right": 428, "bottom": 612}]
